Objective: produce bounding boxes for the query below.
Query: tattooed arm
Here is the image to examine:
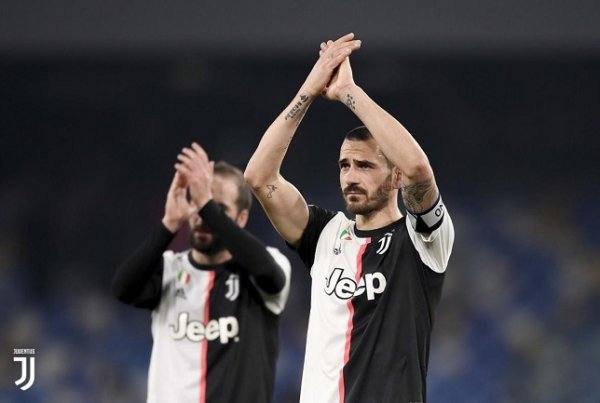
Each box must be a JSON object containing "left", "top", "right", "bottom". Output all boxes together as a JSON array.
[
  {"left": 354, "top": 86, "right": 438, "bottom": 213},
  {"left": 244, "top": 91, "right": 312, "bottom": 247},
  {"left": 323, "top": 53, "right": 438, "bottom": 214},
  {"left": 245, "top": 33, "right": 362, "bottom": 246}
]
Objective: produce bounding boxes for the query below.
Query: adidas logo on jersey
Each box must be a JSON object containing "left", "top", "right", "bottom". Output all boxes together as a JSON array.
[
  {"left": 169, "top": 312, "right": 240, "bottom": 343},
  {"left": 325, "top": 268, "right": 387, "bottom": 300}
]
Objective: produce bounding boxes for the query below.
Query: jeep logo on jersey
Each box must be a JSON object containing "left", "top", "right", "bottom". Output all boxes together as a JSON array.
[
  {"left": 169, "top": 312, "right": 240, "bottom": 343},
  {"left": 324, "top": 268, "right": 387, "bottom": 300}
]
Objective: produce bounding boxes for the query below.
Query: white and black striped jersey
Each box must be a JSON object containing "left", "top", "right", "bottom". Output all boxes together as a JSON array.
[
  {"left": 294, "top": 200, "right": 454, "bottom": 403},
  {"left": 147, "top": 247, "right": 291, "bottom": 403},
  {"left": 112, "top": 200, "right": 293, "bottom": 403}
]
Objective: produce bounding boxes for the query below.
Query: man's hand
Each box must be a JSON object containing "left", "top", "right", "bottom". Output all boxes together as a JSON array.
[
  {"left": 321, "top": 54, "right": 357, "bottom": 104},
  {"left": 162, "top": 171, "right": 198, "bottom": 233},
  {"left": 299, "top": 33, "right": 361, "bottom": 98},
  {"left": 175, "top": 142, "right": 214, "bottom": 212}
]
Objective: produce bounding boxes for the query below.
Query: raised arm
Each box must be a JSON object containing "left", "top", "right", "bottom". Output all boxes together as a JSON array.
[
  {"left": 111, "top": 171, "right": 196, "bottom": 309},
  {"left": 323, "top": 53, "right": 439, "bottom": 214},
  {"left": 176, "top": 143, "right": 287, "bottom": 293},
  {"left": 245, "top": 33, "right": 362, "bottom": 246}
]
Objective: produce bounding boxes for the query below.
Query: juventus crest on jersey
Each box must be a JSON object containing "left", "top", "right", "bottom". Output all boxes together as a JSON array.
[
  {"left": 147, "top": 247, "right": 291, "bottom": 403},
  {"left": 295, "top": 199, "right": 454, "bottom": 403}
]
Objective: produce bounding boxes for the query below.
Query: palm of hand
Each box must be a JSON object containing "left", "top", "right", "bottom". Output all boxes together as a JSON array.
[{"left": 167, "top": 187, "right": 196, "bottom": 222}]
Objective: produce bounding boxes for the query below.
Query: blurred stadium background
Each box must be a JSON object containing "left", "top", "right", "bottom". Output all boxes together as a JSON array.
[{"left": 1, "top": 1, "right": 599, "bottom": 402}]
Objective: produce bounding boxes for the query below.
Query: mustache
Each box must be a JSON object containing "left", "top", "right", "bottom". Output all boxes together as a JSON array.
[{"left": 343, "top": 185, "right": 367, "bottom": 195}]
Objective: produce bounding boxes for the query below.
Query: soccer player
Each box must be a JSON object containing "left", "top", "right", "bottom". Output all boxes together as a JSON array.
[
  {"left": 112, "top": 143, "right": 291, "bottom": 403},
  {"left": 244, "top": 33, "right": 454, "bottom": 403}
]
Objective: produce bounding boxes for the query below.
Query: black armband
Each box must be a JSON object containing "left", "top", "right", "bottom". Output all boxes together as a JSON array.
[{"left": 407, "top": 194, "right": 445, "bottom": 233}]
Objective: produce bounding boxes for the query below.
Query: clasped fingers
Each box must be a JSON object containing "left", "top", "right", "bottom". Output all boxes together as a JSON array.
[{"left": 318, "top": 34, "right": 361, "bottom": 66}]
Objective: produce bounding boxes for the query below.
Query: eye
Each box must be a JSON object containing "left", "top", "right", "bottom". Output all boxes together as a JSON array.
[{"left": 339, "top": 162, "right": 350, "bottom": 170}]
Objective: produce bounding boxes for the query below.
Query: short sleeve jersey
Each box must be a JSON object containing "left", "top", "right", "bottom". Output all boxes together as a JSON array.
[
  {"left": 147, "top": 247, "right": 291, "bottom": 403},
  {"left": 295, "top": 204, "right": 454, "bottom": 403}
]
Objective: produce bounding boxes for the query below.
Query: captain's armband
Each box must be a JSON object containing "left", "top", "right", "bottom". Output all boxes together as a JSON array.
[{"left": 406, "top": 195, "right": 445, "bottom": 233}]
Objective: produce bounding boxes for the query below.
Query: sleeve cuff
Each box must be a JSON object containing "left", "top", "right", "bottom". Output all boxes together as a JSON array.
[
  {"left": 198, "top": 199, "right": 221, "bottom": 220},
  {"left": 158, "top": 221, "right": 178, "bottom": 240}
]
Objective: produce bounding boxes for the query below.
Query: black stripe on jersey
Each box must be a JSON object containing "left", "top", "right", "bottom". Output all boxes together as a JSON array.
[
  {"left": 342, "top": 218, "right": 445, "bottom": 403},
  {"left": 292, "top": 205, "right": 338, "bottom": 270},
  {"left": 204, "top": 264, "right": 280, "bottom": 403}
]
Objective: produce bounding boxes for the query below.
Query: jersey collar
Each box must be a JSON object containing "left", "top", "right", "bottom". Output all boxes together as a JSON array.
[{"left": 353, "top": 217, "right": 404, "bottom": 239}]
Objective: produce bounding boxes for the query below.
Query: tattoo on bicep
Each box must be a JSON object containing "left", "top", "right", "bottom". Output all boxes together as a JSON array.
[
  {"left": 266, "top": 184, "right": 278, "bottom": 198},
  {"left": 345, "top": 94, "right": 356, "bottom": 110},
  {"left": 401, "top": 181, "right": 433, "bottom": 213},
  {"left": 284, "top": 94, "right": 311, "bottom": 123}
]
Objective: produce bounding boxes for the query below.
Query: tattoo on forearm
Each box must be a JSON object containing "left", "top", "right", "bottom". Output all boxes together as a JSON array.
[
  {"left": 285, "top": 103, "right": 302, "bottom": 121},
  {"left": 266, "top": 184, "right": 278, "bottom": 198},
  {"left": 345, "top": 94, "right": 356, "bottom": 110},
  {"left": 293, "top": 107, "right": 309, "bottom": 127},
  {"left": 401, "top": 181, "right": 433, "bottom": 213},
  {"left": 284, "top": 94, "right": 310, "bottom": 124}
]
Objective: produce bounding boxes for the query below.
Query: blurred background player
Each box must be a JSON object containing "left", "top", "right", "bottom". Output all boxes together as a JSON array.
[
  {"left": 112, "top": 143, "right": 291, "bottom": 403},
  {"left": 245, "top": 34, "right": 454, "bottom": 402}
]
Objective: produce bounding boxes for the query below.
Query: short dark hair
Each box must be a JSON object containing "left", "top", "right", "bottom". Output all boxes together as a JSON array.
[
  {"left": 344, "top": 126, "right": 393, "bottom": 168},
  {"left": 344, "top": 125, "right": 373, "bottom": 142},
  {"left": 214, "top": 161, "right": 253, "bottom": 213}
]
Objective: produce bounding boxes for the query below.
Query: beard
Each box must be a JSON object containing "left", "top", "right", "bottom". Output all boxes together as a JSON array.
[
  {"left": 342, "top": 174, "right": 393, "bottom": 216},
  {"left": 189, "top": 226, "right": 227, "bottom": 256}
]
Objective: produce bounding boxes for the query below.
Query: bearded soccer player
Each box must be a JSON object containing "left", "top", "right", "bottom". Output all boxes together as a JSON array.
[
  {"left": 112, "top": 143, "right": 291, "bottom": 403},
  {"left": 244, "top": 34, "right": 454, "bottom": 403}
]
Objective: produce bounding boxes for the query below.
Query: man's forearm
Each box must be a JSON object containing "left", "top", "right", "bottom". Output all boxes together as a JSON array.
[
  {"left": 199, "top": 200, "right": 285, "bottom": 293},
  {"left": 345, "top": 85, "right": 432, "bottom": 180},
  {"left": 111, "top": 224, "right": 174, "bottom": 305},
  {"left": 344, "top": 85, "right": 438, "bottom": 213},
  {"left": 245, "top": 92, "right": 314, "bottom": 187}
]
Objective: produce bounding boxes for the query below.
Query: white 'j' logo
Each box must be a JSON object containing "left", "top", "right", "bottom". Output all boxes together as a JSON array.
[
  {"left": 225, "top": 274, "right": 240, "bottom": 301},
  {"left": 376, "top": 232, "right": 393, "bottom": 255},
  {"left": 14, "top": 356, "right": 35, "bottom": 391}
]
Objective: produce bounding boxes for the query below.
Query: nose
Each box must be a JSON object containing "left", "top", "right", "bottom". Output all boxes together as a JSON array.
[{"left": 342, "top": 166, "right": 360, "bottom": 186}]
